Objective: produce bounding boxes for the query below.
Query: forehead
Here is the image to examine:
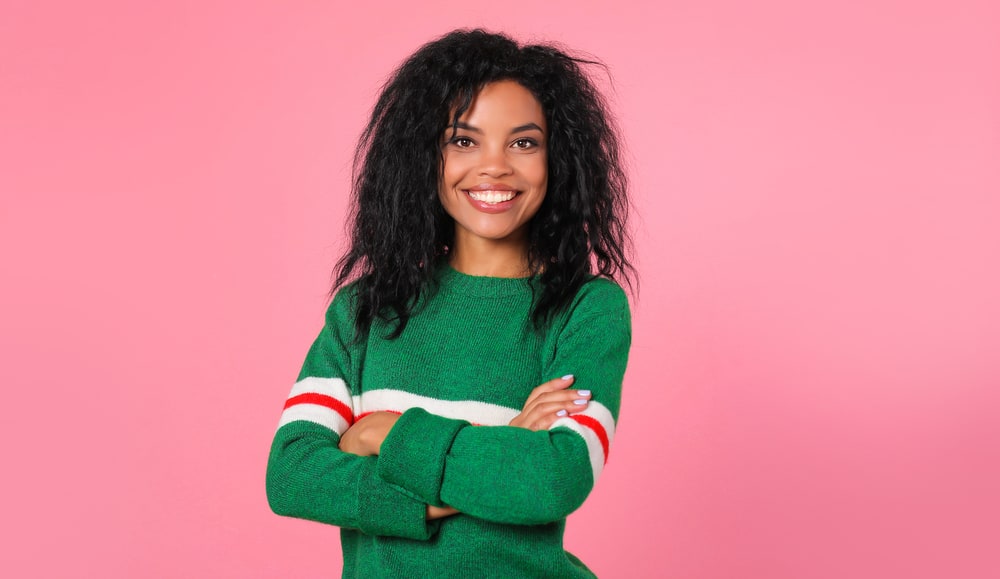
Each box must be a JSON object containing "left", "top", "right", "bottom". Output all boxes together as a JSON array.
[{"left": 455, "top": 80, "right": 546, "bottom": 129}]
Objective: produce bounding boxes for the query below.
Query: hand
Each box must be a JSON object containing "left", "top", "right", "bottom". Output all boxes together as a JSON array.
[
  {"left": 426, "top": 505, "right": 460, "bottom": 520},
  {"left": 337, "top": 411, "right": 400, "bottom": 456},
  {"left": 508, "top": 375, "right": 591, "bottom": 431}
]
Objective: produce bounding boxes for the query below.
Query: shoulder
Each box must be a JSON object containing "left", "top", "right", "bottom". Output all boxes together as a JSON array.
[
  {"left": 546, "top": 277, "right": 632, "bottom": 375},
  {"left": 552, "top": 276, "right": 631, "bottom": 338},
  {"left": 566, "top": 276, "right": 630, "bottom": 318},
  {"left": 325, "top": 281, "right": 362, "bottom": 329}
]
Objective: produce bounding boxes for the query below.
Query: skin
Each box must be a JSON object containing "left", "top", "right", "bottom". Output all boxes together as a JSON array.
[
  {"left": 337, "top": 81, "right": 591, "bottom": 520},
  {"left": 437, "top": 80, "right": 549, "bottom": 278}
]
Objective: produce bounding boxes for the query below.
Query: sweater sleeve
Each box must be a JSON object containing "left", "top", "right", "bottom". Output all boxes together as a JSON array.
[
  {"left": 266, "top": 290, "right": 439, "bottom": 540},
  {"left": 376, "top": 281, "right": 631, "bottom": 525}
]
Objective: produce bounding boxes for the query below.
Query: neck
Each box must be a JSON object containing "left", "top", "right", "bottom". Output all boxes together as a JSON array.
[{"left": 448, "top": 232, "right": 531, "bottom": 278}]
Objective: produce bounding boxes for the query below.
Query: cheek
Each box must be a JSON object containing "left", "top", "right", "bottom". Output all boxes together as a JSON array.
[
  {"left": 436, "top": 165, "right": 461, "bottom": 217},
  {"left": 440, "top": 152, "right": 470, "bottom": 188},
  {"left": 509, "top": 154, "right": 548, "bottom": 189},
  {"left": 530, "top": 157, "right": 548, "bottom": 190}
]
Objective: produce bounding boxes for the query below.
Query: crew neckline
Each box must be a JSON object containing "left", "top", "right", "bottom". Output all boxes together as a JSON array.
[{"left": 436, "top": 262, "right": 538, "bottom": 297}]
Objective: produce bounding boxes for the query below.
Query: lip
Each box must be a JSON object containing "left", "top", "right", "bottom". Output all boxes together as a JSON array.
[
  {"left": 466, "top": 183, "right": 518, "bottom": 191},
  {"left": 463, "top": 187, "right": 520, "bottom": 214}
]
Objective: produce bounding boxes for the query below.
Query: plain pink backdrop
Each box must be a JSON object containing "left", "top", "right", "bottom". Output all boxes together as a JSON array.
[{"left": 2, "top": 1, "right": 998, "bottom": 577}]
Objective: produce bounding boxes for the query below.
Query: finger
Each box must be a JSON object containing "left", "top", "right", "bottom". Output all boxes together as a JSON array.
[
  {"left": 519, "top": 389, "right": 590, "bottom": 425},
  {"left": 524, "top": 374, "right": 574, "bottom": 407},
  {"left": 539, "top": 396, "right": 590, "bottom": 417},
  {"left": 524, "top": 388, "right": 591, "bottom": 414},
  {"left": 531, "top": 388, "right": 591, "bottom": 404},
  {"left": 517, "top": 396, "right": 591, "bottom": 431},
  {"left": 527, "top": 408, "right": 572, "bottom": 431}
]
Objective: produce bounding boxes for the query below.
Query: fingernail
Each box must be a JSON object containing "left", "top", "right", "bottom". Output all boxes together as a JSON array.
[
  {"left": 574, "top": 399, "right": 588, "bottom": 405},
  {"left": 562, "top": 374, "right": 574, "bottom": 381},
  {"left": 556, "top": 409, "right": 568, "bottom": 417},
  {"left": 577, "top": 390, "right": 591, "bottom": 397}
]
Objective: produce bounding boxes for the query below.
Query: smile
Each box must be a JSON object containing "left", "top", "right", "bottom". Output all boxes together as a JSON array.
[{"left": 466, "top": 190, "right": 518, "bottom": 204}]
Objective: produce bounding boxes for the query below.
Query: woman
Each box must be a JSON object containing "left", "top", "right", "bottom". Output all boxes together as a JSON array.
[{"left": 267, "top": 29, "right": 634, "bottom": 578}]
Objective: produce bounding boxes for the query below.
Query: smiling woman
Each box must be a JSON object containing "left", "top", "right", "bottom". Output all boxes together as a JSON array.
[{"left": 266, "top": 29, "right": 635, "bottom": 578}]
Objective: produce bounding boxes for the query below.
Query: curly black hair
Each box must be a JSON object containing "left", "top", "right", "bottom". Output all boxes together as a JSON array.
[{"left": 334, "top": 28, "right": 635, "bottom": 338}]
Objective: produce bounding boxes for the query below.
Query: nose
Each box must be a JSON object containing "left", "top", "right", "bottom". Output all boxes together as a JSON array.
[{"left": 478, "top": 144, "right": 513, "bottom": 177}]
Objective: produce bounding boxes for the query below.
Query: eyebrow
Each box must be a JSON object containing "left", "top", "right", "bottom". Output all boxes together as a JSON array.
[{"left": 453, "top": 121, "right": 545, "bottom": 134}]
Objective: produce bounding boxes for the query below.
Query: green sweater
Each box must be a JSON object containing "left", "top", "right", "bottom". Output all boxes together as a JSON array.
[{"left": 267, "top": 265, "right": 631, "bottom": 578}]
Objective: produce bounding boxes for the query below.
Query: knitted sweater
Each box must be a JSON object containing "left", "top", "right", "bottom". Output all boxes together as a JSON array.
[{"left": 266, "top": 265, "right": 631, "bottom": 578}]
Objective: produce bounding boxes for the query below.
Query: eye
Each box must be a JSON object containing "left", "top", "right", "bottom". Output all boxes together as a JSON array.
[
  {"left": 449, "top": 136, "right": 475, "bottom": 148},
  {"left": 511, "top": 138, "right": 537, "bottom": 150}
]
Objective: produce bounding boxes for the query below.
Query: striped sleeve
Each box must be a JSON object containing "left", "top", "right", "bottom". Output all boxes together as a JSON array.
[
  {"left": 542, "top": 280, "right": 629, "bottom": 486},
  {"left": 266, "top": 291, "right": 440, "bottom": 540}
]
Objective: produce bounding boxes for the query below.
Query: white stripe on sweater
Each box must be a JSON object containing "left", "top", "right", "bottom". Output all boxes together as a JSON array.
[
  {"left": 278, "top": 377, "right": 354, "bottom": 436},
  {"left": 355, "top": 389, "right": 520, "bottom": 426},
  {"left": 278, "top": 403, "right": 351, "bottom": 436},
  {"left": 279, "top": 382, "right": 616, "bottom": 482},
  {"left": 551, "top": 418, "right": 605, "bottom": 482},
  {"left": 572, "top": 402, "right": 616, "bottom": 447},
  {"left": 288, "top": 376, "right": 353, "bottom": 406},
  {"left": 551, "top": 402, "right": 616, "bottom": 483}
]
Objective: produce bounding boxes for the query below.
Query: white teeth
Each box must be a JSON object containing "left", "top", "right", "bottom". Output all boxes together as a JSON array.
[{"left": 468, "top": 190, "right": 516, "bottom": 204}]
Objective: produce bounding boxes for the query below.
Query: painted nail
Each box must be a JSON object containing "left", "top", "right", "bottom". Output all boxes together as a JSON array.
[
  {"left": 556, "top": 409, "right": 568, "bottom": 417},
  {"left": 577, "top": 390, "right": 591, "bottom": 397},
  {"left": 573, "top": 399, "right": 588, "bottom": 405},
  {"left": 562, "top": 374, "right": 574, "bottom": 381}
]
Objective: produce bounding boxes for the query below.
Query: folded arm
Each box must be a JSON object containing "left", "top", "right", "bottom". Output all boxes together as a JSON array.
[{"left": 376, "top": 301, "right": 630, "bottom": 526}]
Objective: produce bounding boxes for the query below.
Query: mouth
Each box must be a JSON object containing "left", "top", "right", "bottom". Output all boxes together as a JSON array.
[{"left": 465, "top": 189, "right": 519, "bottom": 204}]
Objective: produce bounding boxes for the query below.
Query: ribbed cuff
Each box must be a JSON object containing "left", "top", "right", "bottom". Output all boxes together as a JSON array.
[
  {"left": 356, "top": 458, "right": 438, "bottom": 540},
  {"left": 377, "top": 407, "right": 467, "bottom": 505}
]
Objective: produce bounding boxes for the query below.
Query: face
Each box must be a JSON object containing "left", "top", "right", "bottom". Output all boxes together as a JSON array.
[{"left": 438, "top": 80, "right": 548, "bottom": 253}]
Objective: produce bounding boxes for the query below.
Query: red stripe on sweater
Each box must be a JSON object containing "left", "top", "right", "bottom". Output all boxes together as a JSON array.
[
  {"left": 570, "top": 414, "right": 610, "bottom": 464},
  {"left": 355, "top": 410, "right": 403, "bottom": 422},
  {"left": 284, "top": 393, "right": 354, "bottom": 426}
]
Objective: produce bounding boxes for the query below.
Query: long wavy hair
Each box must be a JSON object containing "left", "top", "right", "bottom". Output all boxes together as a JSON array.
[{"left": 335, "top": 29, "right": 635, "bottom": 338}]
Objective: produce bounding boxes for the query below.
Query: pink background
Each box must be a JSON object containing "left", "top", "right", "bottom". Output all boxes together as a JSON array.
[{"left": 2, "top": 1, "right": 998, "bottom": 577}]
